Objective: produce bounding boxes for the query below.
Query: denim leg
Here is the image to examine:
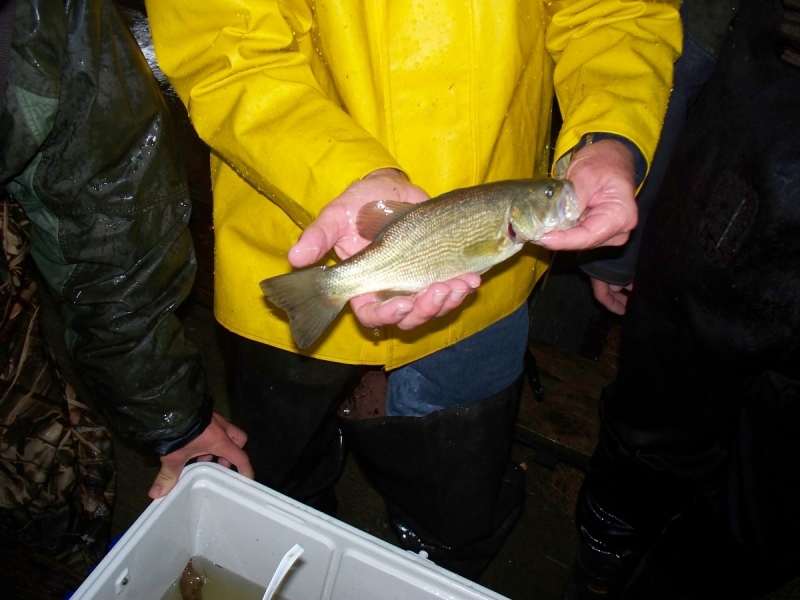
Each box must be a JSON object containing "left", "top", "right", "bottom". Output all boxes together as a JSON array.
[{"left": 386, "top": 303, "right": 528, "bottom": 417}]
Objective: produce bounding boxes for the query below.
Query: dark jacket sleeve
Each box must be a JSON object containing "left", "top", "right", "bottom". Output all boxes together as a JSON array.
[{"left": 1, "top": 0, "right": 211, "bottom": 455}]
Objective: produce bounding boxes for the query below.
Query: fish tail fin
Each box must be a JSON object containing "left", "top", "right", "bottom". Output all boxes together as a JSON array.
[{"left": 259, "top": 268, "right": 346, "bottom": 349}]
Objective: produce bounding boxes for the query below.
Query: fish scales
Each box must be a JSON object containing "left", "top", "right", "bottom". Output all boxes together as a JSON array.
[
  {"left": 328, "top": 190, "right": 515, "bottom": 297},
  {"left": 260, "top": 178, "right": 578, "bottom": 348}
]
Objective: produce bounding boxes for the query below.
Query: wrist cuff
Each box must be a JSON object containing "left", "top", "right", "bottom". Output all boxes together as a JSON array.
[
  {"left": 151, "top": 393, "right": 214, "bottom": 456},
  {"left": 575, "top": 133, "right": 647, "bottom": 188}
]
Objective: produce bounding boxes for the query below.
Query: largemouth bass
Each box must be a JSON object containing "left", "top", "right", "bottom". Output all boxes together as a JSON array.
[{"left": 260, "top": 178, "right": 579, "bottom": 348}]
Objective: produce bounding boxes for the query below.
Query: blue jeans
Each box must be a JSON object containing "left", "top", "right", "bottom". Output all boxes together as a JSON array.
[{"left": 386, "top": 303, "right": 528, "bottom": 417}]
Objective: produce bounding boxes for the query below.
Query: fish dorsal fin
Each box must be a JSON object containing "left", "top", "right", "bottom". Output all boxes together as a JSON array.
[{"left": 356, "top": 200, "right": 419, "bottom": 241}]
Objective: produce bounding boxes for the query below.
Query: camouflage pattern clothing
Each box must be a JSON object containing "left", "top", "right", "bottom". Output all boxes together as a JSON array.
[{"left": 0, "top": 196, "right": 115, "bottom": 573}]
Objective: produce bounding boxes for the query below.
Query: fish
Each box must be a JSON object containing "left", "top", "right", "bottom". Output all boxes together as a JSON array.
[
  {"left": 179, "top": 558, "right": 206, "bottom": 600},
  {"left": 260, "top": 178, "right": 579, "bottom": 348}
]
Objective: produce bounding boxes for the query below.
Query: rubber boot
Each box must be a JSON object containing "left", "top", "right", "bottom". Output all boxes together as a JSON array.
[
  {"left": 338, "top": 377, "right": 525, "bottom": 581},
  {"left": 562, "top": 540, "right": 633, "bottom": 600}
]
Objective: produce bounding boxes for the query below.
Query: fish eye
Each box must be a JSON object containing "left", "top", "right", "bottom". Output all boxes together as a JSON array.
[{"left": 544, "top": 185, "right": 554, "bottom": 199}]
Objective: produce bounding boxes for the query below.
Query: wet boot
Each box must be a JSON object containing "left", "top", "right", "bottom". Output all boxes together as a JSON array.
[
  {"left": 338, "top": 377, "right": 525, "bottom": 581},
  {"left": 562, "top": 540, "right": 632, "bottom": 600}
]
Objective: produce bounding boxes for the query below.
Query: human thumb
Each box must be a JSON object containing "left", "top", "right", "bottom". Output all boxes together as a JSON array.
[
  {"left": 288, "top": 226, "right": 329, "bottom": 268},
  {"left": 148, "top": 462, "right": 180, "bottom": 499}
]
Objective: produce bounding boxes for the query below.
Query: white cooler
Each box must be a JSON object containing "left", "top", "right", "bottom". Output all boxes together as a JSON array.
[{"left": 71, "top": 462, "right": 511, "bottom": 600}]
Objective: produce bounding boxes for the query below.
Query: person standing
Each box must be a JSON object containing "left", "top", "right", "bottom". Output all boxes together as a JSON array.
[
  {"left": 146, "top": 0, "right": 682, "bottom": 579},
  {"left": 566, "top": 0, "right": 800, "bottom": 597},
  {"left": 0, "top": 0, "right": 252, "bottom": 505}
]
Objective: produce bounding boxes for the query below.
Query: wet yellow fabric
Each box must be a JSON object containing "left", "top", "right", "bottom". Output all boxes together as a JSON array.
[{"left": 146, "top": 0, "right": 681, "bottom": 368}]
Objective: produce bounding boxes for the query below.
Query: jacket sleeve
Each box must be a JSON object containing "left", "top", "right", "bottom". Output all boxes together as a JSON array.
[
  {"left": 144, "top": 0, "right": 402, "bottom": 228},
  {"left": 2, "top": 0, "right": 213, "bottom": 455},
  {"left": 545, "top": 0, "right": 683, "bottom": 176}
]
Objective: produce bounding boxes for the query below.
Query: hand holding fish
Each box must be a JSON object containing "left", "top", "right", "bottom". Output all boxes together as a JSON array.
[
  {"left": 262, "top": 174, "right": 578, "bottom": 348},
  {"left": 289, "top": 169, "right": 428, "bottom": 264},
  {"left": 537, "top": 138, "right": 638, "bottom": 251},
  {"left": 287, "top": 168, "right": 480, "bottom": 331}
]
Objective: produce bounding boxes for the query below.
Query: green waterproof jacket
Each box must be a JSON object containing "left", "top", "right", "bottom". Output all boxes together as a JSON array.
[{"left": 0, "top": 0, "right": 211, "bottom": 454}]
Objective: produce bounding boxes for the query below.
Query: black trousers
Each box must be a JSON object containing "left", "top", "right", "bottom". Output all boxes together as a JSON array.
[
  {"left": 220, "top": 327, "right": 364, "bottom": 509},
  {"left": 220, "top": 328, "right": 524, "bottom": 580},
  {"left": 575, "top": 0, "right": 800, "bottom": 596}
]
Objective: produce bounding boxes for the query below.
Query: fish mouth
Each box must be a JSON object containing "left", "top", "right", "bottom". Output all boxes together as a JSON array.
[
  {"left": 508, "top": 222, "right": 523, "bottom": 244},
  {"left": 509, "top": 218, "right": 548, "bottom": 243}
]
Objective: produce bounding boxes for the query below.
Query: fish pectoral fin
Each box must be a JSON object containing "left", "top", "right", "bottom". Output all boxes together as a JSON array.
[
  {"left": 356, "top": 200, "right": 419, "bottom": 240},
  {"left": 463, "top": 238, "right": 505, "bottom": 258}
]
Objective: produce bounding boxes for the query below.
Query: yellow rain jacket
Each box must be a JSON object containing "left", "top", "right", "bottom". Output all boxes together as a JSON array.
[{"left": 146, "top": 0, "right": 682, "bottom": 369}]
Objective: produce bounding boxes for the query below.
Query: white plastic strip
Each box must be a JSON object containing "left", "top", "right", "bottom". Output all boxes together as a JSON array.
[{"left": 262, "top": 543, "right": 304, "bottom": 600}]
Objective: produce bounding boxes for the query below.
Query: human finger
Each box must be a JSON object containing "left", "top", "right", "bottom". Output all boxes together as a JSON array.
[
  {"left": 351, "top": 294, "right": 415, "bottom": 328},
  {"left": 350, "top": 274, "right": 480, "bottom": 329},
  {"left": 148, "top": 458, "right": 184, "bottom": 499},
  {"left": 538, "top": 209, "right": 632, "bottom": 251},
  {"left": 590, "top": 278, "right": 628, "bottom": 315},
  {"left": 288, "top": 225, "right": 333, "bottom": 268},
  {"left": 218, "top": 441, "right": 254, "bottom": 479},
  {"left": 394, "top": 283, "right": 454, "bottom": 329},
  {"left": 396, "top": 277, "right": 479, "bottom": 329},
  {"left": 147, "top": 416, "right": 253, "bottom": 499}
]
